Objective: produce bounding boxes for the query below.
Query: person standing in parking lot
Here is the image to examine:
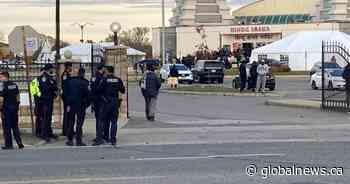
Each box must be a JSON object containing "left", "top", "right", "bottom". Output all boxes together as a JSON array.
[
  {"left": 249, "top": 61, "right": 258, "bottom": 92},
  {"left": 343, "top": 63, "right": 350, "bottom": 107},
  {"left": 256, "top": 60, "right": 269, "bottom": 93},
  {"left": 239, "top": 62, "right": 247, "bottom": 92}
]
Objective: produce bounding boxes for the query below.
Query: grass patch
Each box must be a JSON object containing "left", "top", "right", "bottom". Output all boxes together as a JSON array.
[{"left": 165, "top": 85, "right": 237, "bottom": 93}]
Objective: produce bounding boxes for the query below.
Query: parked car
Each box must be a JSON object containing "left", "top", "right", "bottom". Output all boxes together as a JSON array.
[
  {"left": 310, "top": 62, "right": 341, "bottom": 76},
  {"left": 310, "top": 69, "right": 345, "bottom": 90},
  {"left": 192, "top": 60, "right": 225, "bottom": 83},
  {"left": 160, "top": 64, "right": 193, "bottom": 84},
  {"left": 232, "top": 67, "right": 276, "bottom": 91}
]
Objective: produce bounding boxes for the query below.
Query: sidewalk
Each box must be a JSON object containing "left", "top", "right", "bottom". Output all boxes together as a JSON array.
[
  {"left": 265, "top": 99, "right": 321, "bottom": 109},
  {"left": 0, "top": 118, "right": 129, "bottom": 148}
]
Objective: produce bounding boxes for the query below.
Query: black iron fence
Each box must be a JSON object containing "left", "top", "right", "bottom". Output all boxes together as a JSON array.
[{"left": 321, "top": 41, "right": 350, "bottom": 112}]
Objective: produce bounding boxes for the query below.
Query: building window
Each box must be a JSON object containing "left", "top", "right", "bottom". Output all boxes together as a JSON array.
[
  {"left": 197, "top": 0, "right": 216, "bottom": 3},
  {"left": 195, "top": 15, "right": 222, "bottom": 23},
  {"left": 196, "top": 5, "right": 219, "bottom": 13}
]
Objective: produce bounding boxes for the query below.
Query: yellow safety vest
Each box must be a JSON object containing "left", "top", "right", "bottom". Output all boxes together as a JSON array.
[{"left": 30, "top": 78, "right": 41, "bottom": 97}]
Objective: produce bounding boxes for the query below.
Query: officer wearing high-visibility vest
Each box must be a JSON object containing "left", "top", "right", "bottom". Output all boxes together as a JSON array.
[
  {"left": 92, "top": 65, "right": 125, "bottom": 146},
  {"left": 30, "top": 69, "right": 43, "bottom": 138},
  {"left": 0, "top": 71, "right": 24, "bottom": 150},
  {"left": 38, "top": 64, "right": 59, "bottom": 142}
]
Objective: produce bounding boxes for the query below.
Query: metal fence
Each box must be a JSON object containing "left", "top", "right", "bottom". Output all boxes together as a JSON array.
[{"left": 321, "top": 41, "right": 350, "bottom": 112}]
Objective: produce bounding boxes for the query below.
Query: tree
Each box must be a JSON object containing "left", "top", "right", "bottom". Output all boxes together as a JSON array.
[{"left": 105, "top": 27, "right": 152, "bottom": 58}]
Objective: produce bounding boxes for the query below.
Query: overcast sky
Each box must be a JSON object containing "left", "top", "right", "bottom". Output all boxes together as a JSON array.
[{"left": 0, "top": 0, "right": 254, "bottom": 43}]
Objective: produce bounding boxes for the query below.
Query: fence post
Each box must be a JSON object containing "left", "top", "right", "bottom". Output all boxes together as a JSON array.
[
  {"left": 21, "top": 26, "right": 35, "bottom": 135},
  {"left": 321, "top": 41, "right": 325, "bottom": 109}
]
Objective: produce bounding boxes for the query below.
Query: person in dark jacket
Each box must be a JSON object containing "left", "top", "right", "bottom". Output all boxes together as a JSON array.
[
  {"left": 140, "top": 64, "right": 161, "bottom": 121},
  {"left": 169, "top": 64, "right": 179, "bottom": 78},
  {"left": 38, "top": 64, "right": 59, "bottom": 142},
  {"left": 239, "top": 62, "right": 247, "bottom": 92},
  {"left": 93, "top": 66, "right": 125, "bottom": 146},
  {"left": 61, "top": 62, "right": 72, "bottom": 136},
  {"left": 64, "top": 67, "right": 90, "bottom": 146},
  {"left": 0, "top": 71, "right": 24, "bottom": 150},
  {"left": 343, "top": 64, "right": 350, "bottom": 107},
  {"left": 90, "top": 64, "right": 105, "bottom": 142},
  {"left": 249, "top": 61, "right": 258, "bottom": 92}
]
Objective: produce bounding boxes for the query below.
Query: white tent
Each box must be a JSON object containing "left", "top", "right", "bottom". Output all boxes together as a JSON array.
[
  {"left": 251, "top": 31, "right": 350, "bottom": 71},
  {"left": 53, "top": 43, "right": 146, "bottom": 63}
]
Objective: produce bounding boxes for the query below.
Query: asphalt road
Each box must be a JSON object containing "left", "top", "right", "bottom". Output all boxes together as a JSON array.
[{"left": 1, "top": 77, "right": 350, "bottom": 184}]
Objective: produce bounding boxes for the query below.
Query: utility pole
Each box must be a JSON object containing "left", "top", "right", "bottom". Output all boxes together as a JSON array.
[
  {"left": 55, "top": 0, "right": 60, "bottom": 63},
  {"left": 161, "top": 0, "right": 166, "bottom": 65}
]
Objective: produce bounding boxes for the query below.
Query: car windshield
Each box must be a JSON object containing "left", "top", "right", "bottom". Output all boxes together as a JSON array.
[
  {"left": 175, "top": 65, "right": 188, "bottom": 70},
  {"left": 324, "top": 63, "right": 340, "bottom": 69},
  {"left": 330, "top": 70, "right": 343, "bottom": 76},
  {"left": 204, "top": 62, "right": 223, "bottom": 67}
]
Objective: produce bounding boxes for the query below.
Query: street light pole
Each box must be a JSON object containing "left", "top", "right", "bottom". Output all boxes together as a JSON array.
[
  {"left": 161, "top": 0, "right": 166, "bottom": 65},
  {"left": 72, "top": 23, "right": 93, "bottom": 43}
]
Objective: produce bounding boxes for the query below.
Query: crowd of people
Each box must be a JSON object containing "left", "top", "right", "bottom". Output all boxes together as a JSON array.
[{"left": 1, "top": 62, "right": 127, "bottom": 150}]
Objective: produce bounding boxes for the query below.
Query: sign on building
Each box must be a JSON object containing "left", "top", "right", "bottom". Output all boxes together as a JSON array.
[{"left": 26, "top": 37, "right": 38, "bottom": 56}]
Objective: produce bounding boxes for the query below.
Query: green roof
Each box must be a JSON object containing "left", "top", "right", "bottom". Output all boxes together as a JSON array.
[{"left": 234, "top": 14, "right": 313, "bottom": 25}]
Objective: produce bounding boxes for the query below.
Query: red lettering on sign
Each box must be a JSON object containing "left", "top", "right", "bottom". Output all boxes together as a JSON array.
[{"left": 231, "top": 26, "right": 271, "bottom": 33}]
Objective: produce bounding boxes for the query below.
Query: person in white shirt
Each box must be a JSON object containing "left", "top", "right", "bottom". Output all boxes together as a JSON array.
[{"left": 256, "top": 60, "right": 270, "bottom": 93}]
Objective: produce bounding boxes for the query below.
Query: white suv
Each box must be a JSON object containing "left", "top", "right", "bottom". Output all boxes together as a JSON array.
[{"left": 160, "top": 64, "right": 193, "bottom": 84}]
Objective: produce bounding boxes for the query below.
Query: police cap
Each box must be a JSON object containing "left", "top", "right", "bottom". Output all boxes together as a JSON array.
[
  {"left": 97, "top": 64, "right": 104, "bottom": 70},
  {"left": 43, "top": 63, "right": 54, "bottom": 71},
  {"left": 104, "top": 65, "right": 114, "bottom": 73},
  {"left": 64, "top": 62, "right": 73, "bottom": 68}
]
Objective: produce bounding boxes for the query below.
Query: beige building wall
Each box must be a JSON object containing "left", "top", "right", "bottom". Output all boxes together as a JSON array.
[
  {"left": 176, "top": 22, "right": 340, "bottom": 57},
  {"left": 232, "top": 0, "right": 320, "bottom": 16}
]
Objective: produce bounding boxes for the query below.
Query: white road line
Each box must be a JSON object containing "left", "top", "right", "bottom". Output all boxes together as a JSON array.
[
  {"left": 135, "top": 153, "right": 286, "bottom": 161},
  {"left": 0, "top": 176, "right": 166, "bottom": 184}
]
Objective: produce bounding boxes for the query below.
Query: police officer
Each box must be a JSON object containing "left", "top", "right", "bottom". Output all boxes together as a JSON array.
[
  {"left": 90, "top": 64, "right": 105, "bottom": 142},
  {"left": 38, "top": 64, "right": 59, "bottom": 142},
  {"left": 61, "top": 62, "right": 72, "bottom": 136},
  {"left": 30, "top": 68, "right": 44, "bottom": 138},
  {"left": 64, "top": 67, "right": 90, "bottom": 146},
  {"left": 93, "top": 66, "right": 125, "bottom": 146},
  {"left": 0, "top": 71, "right": 24, "bottom": 150}
]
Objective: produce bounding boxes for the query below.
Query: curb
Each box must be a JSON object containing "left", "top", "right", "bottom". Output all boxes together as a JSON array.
[
  {"left": 161, "top": 90, "right": 281, "bottom": 97},
  {"left": 265, "top": 99, "right": 321, "bottom": 109}
]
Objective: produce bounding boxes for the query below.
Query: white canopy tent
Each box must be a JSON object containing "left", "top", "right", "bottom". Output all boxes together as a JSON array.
[
  {"left": 52, "top": 43, "right": 146, "bottom": 63},
  {"left": 251, "top": 31, "right": 350, "bottom": 71}
]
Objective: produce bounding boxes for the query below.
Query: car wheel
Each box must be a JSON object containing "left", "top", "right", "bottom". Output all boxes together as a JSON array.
[
  {"left": 218, "top": 77, "right": 224, "bottom": 84},
  {"left": 199, "top": 77, "right": 205, "bottom": 84},
  {"left": 269, "top": 87, "right": 275, "bottom": 91},
  {"left": 311, "top": 81, "right": 318, "bottom": 90},
  {"left": 232, "top": 79, "right": 239, "bottom": 89},
  {"left": 328, "top": 81, "right": 334, "bottom": 90},
  {"left": 188, "top": 81, "right": 193, "bottom": 85}
]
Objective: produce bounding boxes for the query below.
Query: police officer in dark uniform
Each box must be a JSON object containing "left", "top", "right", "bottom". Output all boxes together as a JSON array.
[
  {"left": 0, "top": 71, "right": 24, "bottom": 150},
  {"left": 38, "top": 64, "right": 59, "bottom": 142},
  {"left": 61, "top": 62, "right": 72, "bottom": 136},
  {"left": 90, "top": 64, "right": 105, "bottom": 142},
  {"left": 64, "top": 67, "right": 90, "bottom": 146},
  {"left": 93, "top": 66, "right": 125, "bottom": 146}
]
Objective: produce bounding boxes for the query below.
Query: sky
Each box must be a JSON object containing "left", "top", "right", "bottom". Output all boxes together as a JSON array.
[{"left": 0, "top": 0, "right": 254, "bottom": 43}]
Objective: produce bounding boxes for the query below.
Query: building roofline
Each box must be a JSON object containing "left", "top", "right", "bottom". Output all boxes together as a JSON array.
[{"left": 231, "top": 0, "right": 265, "bottom": 15}]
